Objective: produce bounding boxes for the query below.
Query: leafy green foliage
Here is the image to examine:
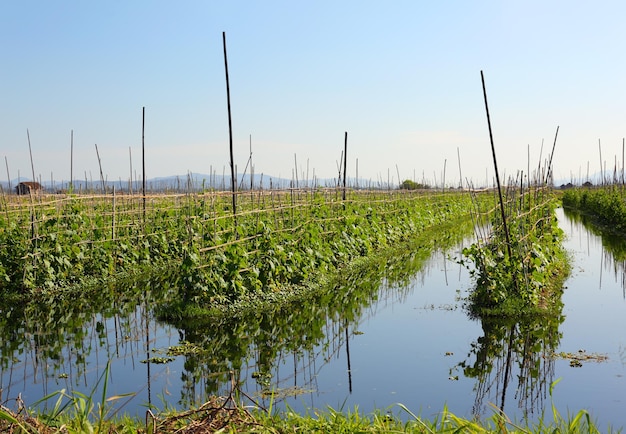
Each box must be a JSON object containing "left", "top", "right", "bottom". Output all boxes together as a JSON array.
[
  {"left": 461, "top": 187, "right": 569, "bottom": 316},
  {"left": 0, "top": 190, "right": 479, "bottom": 308},
  {"left": 563, "top": 186, "right": 626, "bottom": 232}
]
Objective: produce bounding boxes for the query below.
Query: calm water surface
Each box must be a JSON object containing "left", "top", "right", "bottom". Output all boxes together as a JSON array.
[{"left": 1, "top": 208, "right": 625, "bottom": 429}]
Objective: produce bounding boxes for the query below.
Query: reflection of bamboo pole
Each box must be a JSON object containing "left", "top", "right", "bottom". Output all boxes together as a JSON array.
[
  {"left": 145, "top": 298, "right": 152, "bottom": 407},
  {"left": 345, "top": 321, "right": 352, "bottom": 393},
  {"left": 499, "top": 324, "right": 515, "bottom": 412}
]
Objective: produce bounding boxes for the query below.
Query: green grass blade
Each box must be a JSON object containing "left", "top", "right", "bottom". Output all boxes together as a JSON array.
[{"left": 395, "top": 403, "right": 434, "bottom": 434}]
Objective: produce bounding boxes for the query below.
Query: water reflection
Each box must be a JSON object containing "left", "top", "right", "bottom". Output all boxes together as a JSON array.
[
  {"left": 5, "top": 211, "right": 617, "bottom": 424},
  {"left": 562, "top": 207, "right": 626, "bottom": 294},
  {"left": 166, "top": 237, "right": 460, "bottom": 409},
  {"left": 0, "top": 221, "right": 476, "bottom": 415},
  {"left": 454, "top": 313, "right": 562, "bottom": 420},
  {"left": 0, "top": 274, "right": 181, "bottom": 411}
]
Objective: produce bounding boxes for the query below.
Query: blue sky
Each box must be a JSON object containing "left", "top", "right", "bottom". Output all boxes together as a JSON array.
[{"left": 2, "top": 1, "right": 626, "bottom": 187}]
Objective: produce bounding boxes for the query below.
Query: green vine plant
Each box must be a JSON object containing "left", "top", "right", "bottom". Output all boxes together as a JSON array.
[{"left": 461, "top": 175, "right": 570, "bottom": 317}]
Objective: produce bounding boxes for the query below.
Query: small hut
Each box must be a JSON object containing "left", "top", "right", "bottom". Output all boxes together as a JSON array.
[{"left": 16, "top": 181, "right": 43, "bottom": 195}]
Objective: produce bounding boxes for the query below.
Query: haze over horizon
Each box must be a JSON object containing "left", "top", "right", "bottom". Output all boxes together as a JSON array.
[{"left": 2, "top": 2, "right": 626, "bottom": 188}]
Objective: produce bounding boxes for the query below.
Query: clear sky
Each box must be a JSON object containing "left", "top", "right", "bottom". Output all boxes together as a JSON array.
[{"left": 2, "top": 1, "right": 626, "bottom": 188}]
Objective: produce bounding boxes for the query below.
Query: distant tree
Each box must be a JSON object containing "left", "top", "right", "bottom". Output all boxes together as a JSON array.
[{"left": 399, "top": 179, "right": 430, "bottom": 190}]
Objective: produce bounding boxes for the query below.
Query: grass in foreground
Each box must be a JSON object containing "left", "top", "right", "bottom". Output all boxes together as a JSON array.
[{"left": 0, "top": 393, "right": 616, "bottom": 433}]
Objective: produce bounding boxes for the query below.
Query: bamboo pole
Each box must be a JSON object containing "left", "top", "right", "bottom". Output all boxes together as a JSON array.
[
  {"left": 5, "top": 156, "right": 11, "bottom": 191},
  {"left": 112, "top": 186, "right": 116, "bottom": 240},
  {"left": 27, "top": 129, "right": 36, "bottom": 184},
  {"left": 142, "top": 107, "right": 146, "bottom": 221},
  {"left": 598, "top": 139, "right": 604, "bottom": 185},
  {"left": 94, "top": 143, "right": 105, "bottom": 192},
  {"left": 457, "top": 147, "right": 462, "bottom": 189},
  {"left": 222, "top": 31, "right": 237, "bottom": 234},
  {"left": 70, "top": 130, "right": 74, "bottom": 192},
  {"left": 342, "top": 131, "right": 348, "bottom": 200},
  {"left": 294, "top": 153, "right": 299, "bottom": 190},
  {"left": 545, "top": 126, "right": 559, "bottom": 185},
  {"left": 442, "top": 158, "right": 447, "bottom": 193},
  {"left": 129, "top": 147, "right": 133, "bottom": 195},
  {"left": 480, "top": 70, "right": 513, "bottom": 262}
]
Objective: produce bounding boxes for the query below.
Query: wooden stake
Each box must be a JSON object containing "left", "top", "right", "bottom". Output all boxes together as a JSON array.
[
  {"left": 94, "top": 143, "right": 105, "bottom": 192},
  {"left": 5, "top": 156, "right": 11, "bottom": 191},
  {"left": 480, "top": 71, "right": 513, "bottom": 262},
  {"left": 343, "top": 131, "right": 348, "bottom": 200},
  {"left": 27, "top": 129, "right": 35, "bottom": 183},
  {"left": 129, "top": 146, "right": 133, "bottom": 195},
  {"left": 598, "top": 138, "right": 604, "bottom": 185},
  {"left": 457, "top": 147, "right": 463, "bottom": 189},
  {"left": 545, "top": 126, "right": 559, "bottom": 184},
  {"left": 223, "top": 31, "right": 237, "bottom": 231},
  {"left": 70, "top": 130, "right": 74, "bottom": 191},
  {"left": 142, "top": 106, "right": 146, "bottom": 220}
]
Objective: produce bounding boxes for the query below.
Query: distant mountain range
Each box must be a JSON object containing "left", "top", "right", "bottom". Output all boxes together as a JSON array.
[
  {"left": 0, "top": 173, "right": 378, "bottom": 193},
  {"left": 4, "top": 171, "right": 606, "bottom": 193}
]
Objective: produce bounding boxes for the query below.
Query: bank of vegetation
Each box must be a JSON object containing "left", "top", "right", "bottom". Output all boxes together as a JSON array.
[
  {"left": 0, "top": 188, "right": 483, "bottom": 308},
  {"left": 461, "top": 180, "right": 569, "bottom": 317},
  {"left": 562, "top": 186, "right": 626, "bottom": 233}
]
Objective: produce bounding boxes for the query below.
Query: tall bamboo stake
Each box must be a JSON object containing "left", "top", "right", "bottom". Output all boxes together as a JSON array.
[
  {"left": 70, "top": 130, "right": 74, "bottom": 191},
  {"left": 545, "top": 126, "right": 559, "bottom": 185},
  {"left": 112, "top": 186, "right": 116, "bottom": 240},
  {"left": 250, "top": 134, "right": 254, "bottom": 191},
  {"left": 336, "top": 150, "right": 344, "bottom": 188},
  {"left": 442, "top": 158, "right": 447, "bottom": 193},
  {"left": 223, "top": 31, "right": 237, "bottom": 231},
  {"left": 27, "top": 129, "right": 35, "bottom": 183},
  {"left": 343, "top": 131, "right": 348, "bottom": 200},
  {"left": 94, "top": 143, "right": 105, "bottom": 192},
  {"left": 598, "top": 139, "right": 604, "bottom": 185},
  {"left": 142, "top": 107, "right": 146, "bottom": 221},
  {"left": 5, "top": 156, "right": 11, "bottom": 191},
  {"left": 294, "top": 153, "right": 299, "bottom": 189},
  {"left": 457, "top": 147, "right": 462, "bottom": 189},
  {"left": 129, "top": 147, "right": 133, "bottom": 195},
  {"left": 480, "top": 71, "right": 513, "bottom": 262}
]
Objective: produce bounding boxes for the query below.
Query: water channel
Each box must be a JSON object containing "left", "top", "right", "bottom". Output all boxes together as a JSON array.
[{"left": 1, "top": 208, "right": 625, "bottom": 429}]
